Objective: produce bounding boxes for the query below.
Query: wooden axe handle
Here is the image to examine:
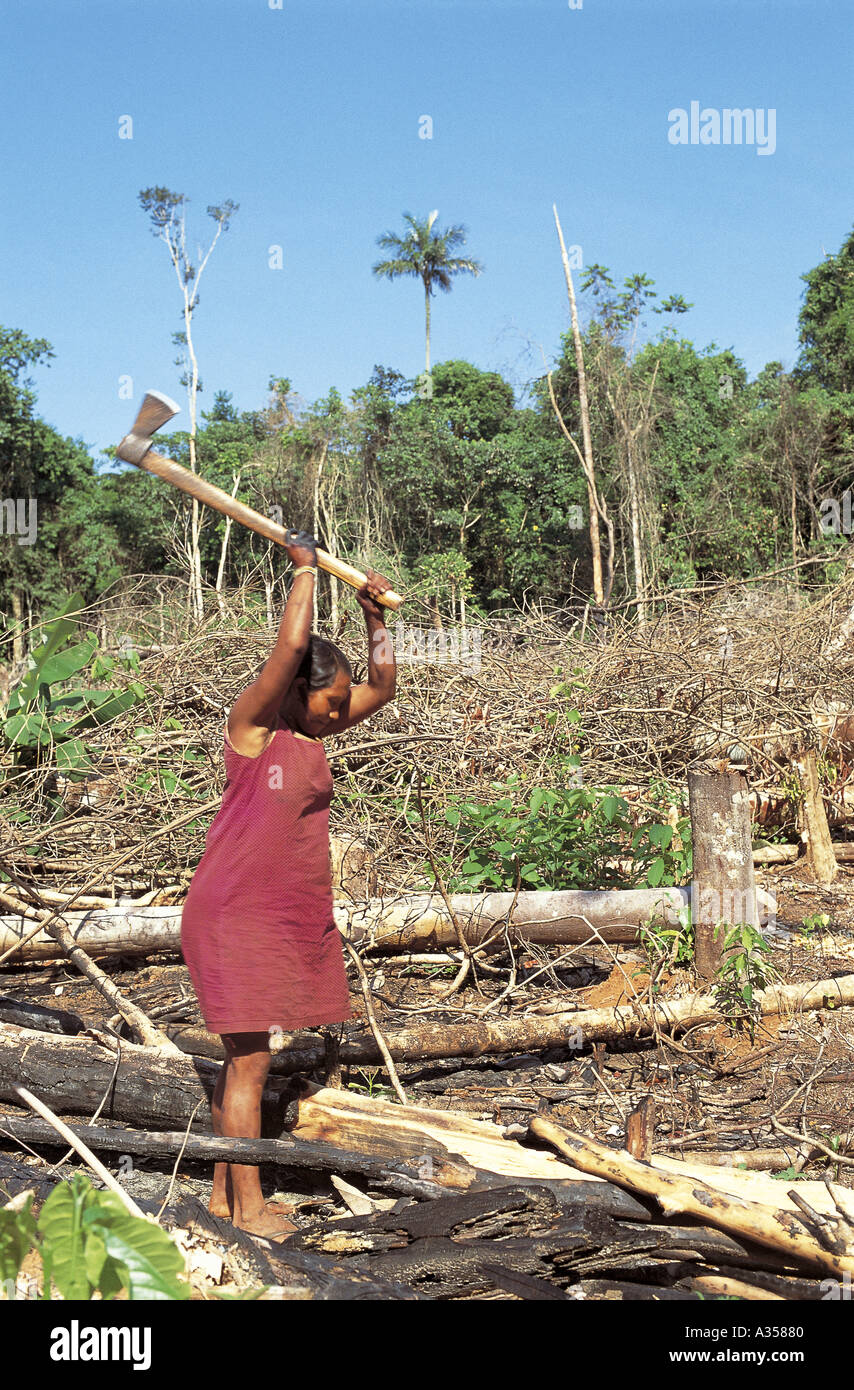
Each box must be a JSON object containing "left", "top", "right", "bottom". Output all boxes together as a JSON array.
[{"left": 124, "top": 448, "right": 404, "bottom": 610}]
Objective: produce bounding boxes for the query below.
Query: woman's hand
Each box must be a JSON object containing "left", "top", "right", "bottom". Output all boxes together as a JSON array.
[
  {"left": 284, "top": 527, "right": 318, "bottom": 570},
  {"left": 356, "top": 568, "right": 392, "bottom": 620}
]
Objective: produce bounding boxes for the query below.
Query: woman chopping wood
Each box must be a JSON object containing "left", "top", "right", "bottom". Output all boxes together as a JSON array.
[{"left": 181, "top": 529, "right": 396, "bottom": 1237}]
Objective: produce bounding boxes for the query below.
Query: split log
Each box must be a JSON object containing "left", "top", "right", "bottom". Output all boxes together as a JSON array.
[
  {"left": 795, "top": 751, "right": 839, "bottom": 885},
  {"left": 285, "top": 1185, "right": 827, "bottom": 1298},
  {"left": 288, "top": 1082, "right": 854, "bottom": 1220},
  {"left": 530, "top": 1117, "right": 854, "bottom": 1279},
  {"left": 688, "top": 769, "right": 758, "bottom": 979}
]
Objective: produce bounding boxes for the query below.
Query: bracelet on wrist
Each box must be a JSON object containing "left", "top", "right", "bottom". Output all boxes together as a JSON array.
[{"left": 292, "top": 565, "right": 318, "bottom": 578}]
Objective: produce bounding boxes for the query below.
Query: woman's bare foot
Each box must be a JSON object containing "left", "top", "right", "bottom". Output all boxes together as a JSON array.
[
  {"left": 208, "top": 1184, "right": 295, "bottom": 1222},
  {"left": 233, "top": 1204, "right": 297, "bottom": 1238}
]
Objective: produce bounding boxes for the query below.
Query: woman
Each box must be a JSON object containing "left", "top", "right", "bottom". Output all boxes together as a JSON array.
[{"left": 181, "top": 528, "right": 396, "bottom": 1237}]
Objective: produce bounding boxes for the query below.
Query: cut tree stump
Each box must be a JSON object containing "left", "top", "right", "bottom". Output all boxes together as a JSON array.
[
  {"left": 688, "top": 768, "right": 759, "bottom": 980},
  {"left": 795, "top": 750, "right": 839, "bottom": 886},
  {"left": 625, "top": 1095, "right": 656, "bottom": 1159}
]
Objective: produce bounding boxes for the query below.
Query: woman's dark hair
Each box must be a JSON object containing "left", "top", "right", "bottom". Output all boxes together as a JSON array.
[{"left": 295, "top": 634, "right": 352, "bottom": 691}]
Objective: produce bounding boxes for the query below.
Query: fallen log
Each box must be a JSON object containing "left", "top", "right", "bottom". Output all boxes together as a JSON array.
[
  {"left": 160, "top": 970, "right": 854, "bottom": 1072},
  {"left": 0, "top": 1115, "right": 475, "bottom": 1196},
  {"left": 667, "top": 1145, "right": 821, "bottom": 1172},
  {"left": 283, "top": 1183, "right": 831, "bottom": 1299},
  {"left": 0, "top": 994, "right": 84, "bottom": 1035},
  {"left": 136, "top": 1192, "right": 425, "bottom": 1301},
  {"left": 686, "top": 1273, "right": 784, "bottom": 1300},
  {"left": 751, "top": 841, "right": 854, "bottom": 864},
  {"left": 0, "top": 1021, "right": 226, "bottom": 1131},
  {"left": 0, "top": 889, "right": 179, "bottom": 1052},
  {"left": 289, "top": 1083, "right": 854, "bottom": 1221},
  {"left": 530, "top": 1117, "right": 854, "bottom": 1280},
  {"left": 0, "top": 886, "right": 776, "bottom": 963}
]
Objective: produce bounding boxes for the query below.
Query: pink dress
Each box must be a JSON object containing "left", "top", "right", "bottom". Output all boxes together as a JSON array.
[{"left": 180, "top": 721, "right": 352, "bottom": 1034}]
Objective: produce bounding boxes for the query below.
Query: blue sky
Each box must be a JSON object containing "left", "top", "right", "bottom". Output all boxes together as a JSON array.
[{"left": 1, "top": 0, "right": 851, "bottom": 462}]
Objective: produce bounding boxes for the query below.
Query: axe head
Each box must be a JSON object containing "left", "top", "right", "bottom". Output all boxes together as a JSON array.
[{"left": 116, "top": 390, "right": 181, "bottom": 466}]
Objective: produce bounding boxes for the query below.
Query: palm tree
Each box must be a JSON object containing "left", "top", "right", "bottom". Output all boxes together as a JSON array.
[{"left": 372, "top": 211, "right": 482, "bottom": 374}]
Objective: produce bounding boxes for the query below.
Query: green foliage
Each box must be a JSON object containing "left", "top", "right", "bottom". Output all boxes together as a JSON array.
[
  {"left": 797, "top": 225, "right": 854, "bottom": 394},
  {"left": 639, "top": 903, "right": 694, "bottom": 972},
  {"left": 1, "top": 1174, "right": 189, "bottom": 1301},
  {"left": 0, "top": 1197, "right": 37, "bottom": 1292},
  {"left": 801, "top": 911, "right": 831, "bottom": 937},
  {"left": 373, "top": 209, "right": 483, "bottom": 296},
  {"left": 346, "top": 1067, "right": 395, "bottom": 1099},
  {"left": 712, "top": 922, "right": 780, "bottom": 1038},
  {"left": 6, "top": 223, "right": 854, "bottom": 633},
  {"left": 415, "top": 768, "right": 691, "bottom": 894},
  {"left": 3, "top": 595, "right": 146, "bottom": 770}
]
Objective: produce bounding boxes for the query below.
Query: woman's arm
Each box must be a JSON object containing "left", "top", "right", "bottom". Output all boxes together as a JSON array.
[
  {"left": 227, "top": 530, "right": 317, "bottom": 753},
  {"left": 333, "top": 569, "right": 397, "bottom": 733}
]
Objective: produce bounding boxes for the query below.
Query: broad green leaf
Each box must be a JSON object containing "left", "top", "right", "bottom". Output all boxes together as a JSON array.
[
  {"left": 647, "top": 824, "right": 674, "bottom": 850},
  {"left": 98, "top": 1217, "right": 189, "bottom": 1301},
  {"left": 37, "top": 1176, "right": 91, "bottom": 1299},
  {"left": 39, "top": 637, "right": 98, "bottom": 686},
  {"left": 599, "top": 796, "right": 620, "bottom": 825},
  {"left": 4, "top": 711, "right": 53, "bottom": 746},
  {"left": 646, "top": 857, "right": 666, "bottom": 887},
  {"left": 55, "top": 739, "right": 94, "bottom": 773},
  {"left": 0, "top": 1201, "right": 36, "bottom": 1286},
  {"left": 84, "top": 1231, "right": 108, "bottom": 1287}
]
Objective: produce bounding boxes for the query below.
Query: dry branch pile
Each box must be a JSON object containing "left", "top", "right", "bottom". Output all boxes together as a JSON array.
[{"left": 4, "top": 569, "right": 854, "bottom": 924}]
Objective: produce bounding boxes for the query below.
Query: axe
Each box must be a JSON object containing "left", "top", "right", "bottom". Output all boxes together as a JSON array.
[{"left": 115, "top": 390, "right": 403, "bottom": 610}]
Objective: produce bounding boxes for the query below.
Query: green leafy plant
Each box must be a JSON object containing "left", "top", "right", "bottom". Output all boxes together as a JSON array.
[
  {"left": 1, "top": 1175, "right": 189, "bottom": 1301},
  {"left": 3, "top": 595, "right": 147, "bottom": 773},
  {"left": 639, "top": 903, "right": 694, "bottom": 973},
  {"left": 345, "top": 1067, "right": 395, "bottom": 1099},
  {"left": 415, "top": 770, "right": 692, "bottom": 894},
  {"left": 0, "top": 1196, "right": 37, "bottom": 1295},
  {"left": 769, "top": 1166, "right": 810, "bottom": 1182},
  {"left": 712, "top": 922, "right": 780, "bottom": 1038},
  {"left": 800, "top": 911, "right": 831, "bottom": 937}
]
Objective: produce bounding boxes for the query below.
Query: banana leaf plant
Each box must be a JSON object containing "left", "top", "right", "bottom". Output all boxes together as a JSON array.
[{"left": 3, "top": 593, "right": 145, "bottom": 773}]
